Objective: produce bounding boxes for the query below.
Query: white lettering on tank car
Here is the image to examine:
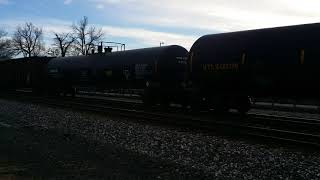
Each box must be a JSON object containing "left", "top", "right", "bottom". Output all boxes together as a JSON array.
[
  {"left": 176, "top": 57, "right": 187, "bottom": 60},
  {"left": 135, "top": 64, "right": 152, "bottom": 79},
  {"left": 176, "top": 57, "right": 187, "bottom": 64}
]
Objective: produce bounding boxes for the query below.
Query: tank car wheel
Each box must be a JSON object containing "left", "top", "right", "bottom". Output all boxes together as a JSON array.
[
  {"left": 142, "top": 98, "right": 154, "bottom": 108},
  {"left": 142, "top": 89, "right": 155, "bottom": 109},
  {"left": 211, "top": 96, "right": 230, "bottom": 115},
  {"left": 213, "top": 106, "right": 229, "bottom": 114},
  {"left": 181, "top": 100, "right": 190, "bottom": 110},
  {"left": 159, "top": 97, "right": 170, "bottom": 111},
  {"left": 190, "top": 97, "right": 202, "bottom": 114},
  {"left": 236, "top": 96, "right": 251, "bottom": 115},
  {"left": 71, "top": 88, "right": 77, "bottom": 97},
  {"left": 47, "top": 89, "right": 59, "bottom": 96}
]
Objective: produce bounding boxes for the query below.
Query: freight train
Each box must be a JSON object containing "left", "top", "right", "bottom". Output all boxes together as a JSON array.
[{"left": 1, "top": 23, "right": 320, "bottom": 114}]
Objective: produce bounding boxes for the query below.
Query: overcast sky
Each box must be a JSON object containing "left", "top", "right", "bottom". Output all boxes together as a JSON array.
[{"left": 1, "top": 0, "right": 320, "bottom": 50}]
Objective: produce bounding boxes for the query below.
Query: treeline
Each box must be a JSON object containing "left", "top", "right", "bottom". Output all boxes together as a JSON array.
[{"left": 0, "top": 16, "right": 104, "bottom": 59}]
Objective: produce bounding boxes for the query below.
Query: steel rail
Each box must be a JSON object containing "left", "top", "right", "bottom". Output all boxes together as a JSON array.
[{"left": 1, "top": 92, "right": 320, "bottom": 148}]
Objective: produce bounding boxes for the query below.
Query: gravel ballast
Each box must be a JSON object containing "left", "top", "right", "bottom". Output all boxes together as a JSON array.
[
  {"left": 0, "top": 120, "right": 185, "bottom": 179},
  {"left": 0, "top": 98, "right": 320, "bottom": 179}
]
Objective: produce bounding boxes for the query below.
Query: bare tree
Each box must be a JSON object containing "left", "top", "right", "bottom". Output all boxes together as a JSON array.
[
  {"left": 72, "top": 16, "right": 104, "bottom": 55},
  {"left": 0, "top": 29, "right": 14, "bottom": 59},
  {"left": 53, "top": 32, "right": 75, "bottom": 57},
  {"left": 46, "top": 47, "right": 60, "bottom": 57},
  {"left": 12, "top": 22, "right": 45, "bottom": 57}
]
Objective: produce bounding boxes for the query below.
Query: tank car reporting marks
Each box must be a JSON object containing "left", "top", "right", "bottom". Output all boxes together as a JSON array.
[
  {"left": 202, "top": 63, "right": 239, "bottom": 72},
  {"left": 135, "top": 64, "right": 152, "bottom": 79},
  {"left": 176, "top": 57, "right": 187, "bottom": 65}
]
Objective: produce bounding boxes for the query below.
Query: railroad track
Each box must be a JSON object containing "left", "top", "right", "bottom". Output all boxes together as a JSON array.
[
  {"left": 77, "top": 90, "right": 320, "bottom": 113},
  {"left": 1, "top": 91, "right": 320, "bottom": 148}
]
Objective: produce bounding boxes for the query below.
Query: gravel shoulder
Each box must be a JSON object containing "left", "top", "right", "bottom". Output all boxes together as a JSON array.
[
  {"left": 0, "top": 112, "right": 199, "bottom": 179},
  {"left": 0, "top": 98, "right": 320, "bottom": 179}
]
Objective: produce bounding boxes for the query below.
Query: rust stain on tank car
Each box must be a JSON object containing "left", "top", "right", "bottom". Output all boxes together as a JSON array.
[{"left": 300, "top": 49, "right": 305, "bottom": 65}]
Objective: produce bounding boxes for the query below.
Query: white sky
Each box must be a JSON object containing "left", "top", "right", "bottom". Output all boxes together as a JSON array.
[
  {"left": 91, "top": 0, "right": 320, "bottom": 31},
  {"left": 1, "top": 0, "right": 320, "bottom": 50}
]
